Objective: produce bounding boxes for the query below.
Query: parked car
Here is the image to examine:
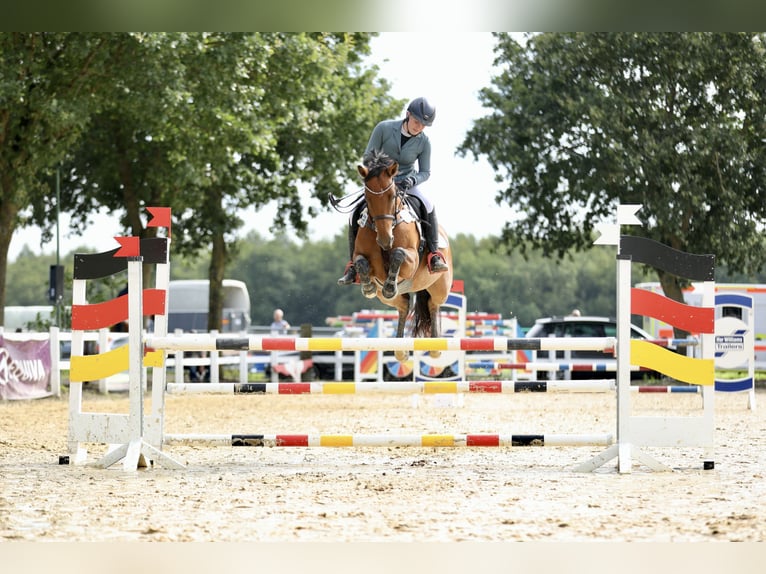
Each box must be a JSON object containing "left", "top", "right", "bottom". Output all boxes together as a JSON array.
[{"left": 524, "top": 315, "right": 663, "bottom": 380}]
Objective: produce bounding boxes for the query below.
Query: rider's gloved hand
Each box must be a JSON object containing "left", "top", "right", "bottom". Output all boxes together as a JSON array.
[{"left": 399, "top": 176, "right": 416, "bottom": 191}]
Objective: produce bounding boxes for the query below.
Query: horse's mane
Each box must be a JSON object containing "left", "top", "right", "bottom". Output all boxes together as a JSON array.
[{"left": 363, "top": 150, "right": 395, "bottom": 179}]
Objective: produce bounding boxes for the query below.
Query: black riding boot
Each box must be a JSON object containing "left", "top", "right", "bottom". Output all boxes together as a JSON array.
[
  {"left": 337, "top": 209, "right": 361, "bottom": 285},
  {"left": 425, "top": 210, "right": 448, "bottom": 273}
]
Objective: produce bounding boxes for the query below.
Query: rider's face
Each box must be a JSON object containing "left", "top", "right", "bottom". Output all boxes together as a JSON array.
[{"left": 406, "top": 114, "right": 425, "bottom": 135}]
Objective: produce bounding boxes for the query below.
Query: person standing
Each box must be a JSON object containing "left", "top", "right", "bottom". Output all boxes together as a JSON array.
[
  {"left": 270, "top": 308, "right": 290, "bottom": 334},
  {"left": 337, "top": 96, "right": 448, "bottom": 285}
]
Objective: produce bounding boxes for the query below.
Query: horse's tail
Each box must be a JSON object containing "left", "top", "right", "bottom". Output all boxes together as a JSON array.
[{"left": 412, "top": 290, "right": 435, "bottom": 338}]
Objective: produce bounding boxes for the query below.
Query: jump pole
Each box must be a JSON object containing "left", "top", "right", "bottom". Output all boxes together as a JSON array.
[
  {"left": 165, "top": 380, "right": 618, "bottom": 394},
  {"left": 163, "top": 433, "right": 614, "bottom": 448},
  {"left": 145, "top": 335, "right": 616, "bottom": 353},
  {"left": 164, "top": 380, "right": 703, "bottom": 395}
]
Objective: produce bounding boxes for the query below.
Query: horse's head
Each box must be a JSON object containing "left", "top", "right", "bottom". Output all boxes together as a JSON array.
[{"left": 358, "top": 151, "right": 400, "bottom": 250}]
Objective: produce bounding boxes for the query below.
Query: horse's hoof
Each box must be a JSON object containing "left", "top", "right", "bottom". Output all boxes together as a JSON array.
[
  {"left": 395, "top": 350, "right": 408, "bottom": 362},
  {"left": 382, "top": 282, "right": 397, "bottom": 299},
  {"left": 361, "top": 284, "right": 377, "bottom": 298}
]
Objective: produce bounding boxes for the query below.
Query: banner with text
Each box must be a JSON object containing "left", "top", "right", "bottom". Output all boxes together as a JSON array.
[{"left": 0, "top": 336, "right": 52, "bottom": 400}]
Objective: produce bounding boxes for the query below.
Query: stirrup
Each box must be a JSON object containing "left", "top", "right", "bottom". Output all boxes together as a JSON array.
[
  {"left": 337, "top": 261, "right": 357, "bottom": 285},
  {"left": 427, "top": 251, "right": 448, "bottom": 274}
]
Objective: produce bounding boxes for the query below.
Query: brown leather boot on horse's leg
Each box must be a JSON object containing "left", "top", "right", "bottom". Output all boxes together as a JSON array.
[
  {"left": 337, "top": 217, "right": 360, "bottom": 285},
  {"left": 425, "top": 210, "right": 448, "bottom": 274}
]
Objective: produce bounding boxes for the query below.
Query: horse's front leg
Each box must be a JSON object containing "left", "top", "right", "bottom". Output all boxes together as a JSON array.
[
  {"left": 354, "top": 255, "right": 377, "bottom": 299},
  {"left": 381, "top": 247, "right": 407, "bottom": 300}
]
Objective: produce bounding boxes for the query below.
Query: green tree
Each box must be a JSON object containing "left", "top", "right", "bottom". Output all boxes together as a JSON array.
[
  {"left": 458, "top": 33, "right": 766, "bottom": 311},
  {"left": 0, "top": 33, "right": 112, "bottom": 325},
  {"left": 4, "top": 246, "right": 52, "bottom": 306},
  {"left": 57, "top": 32, "right": 401, "bottom": 331}
]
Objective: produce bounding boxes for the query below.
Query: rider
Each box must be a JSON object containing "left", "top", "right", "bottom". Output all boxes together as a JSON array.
[{"left": 337, "top": 96, "right": 449, "bottom": 285}]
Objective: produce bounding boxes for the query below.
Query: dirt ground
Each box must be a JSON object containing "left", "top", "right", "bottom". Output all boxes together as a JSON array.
[{"left": 1, "top": 386, "right": 765, "bottom": 546}]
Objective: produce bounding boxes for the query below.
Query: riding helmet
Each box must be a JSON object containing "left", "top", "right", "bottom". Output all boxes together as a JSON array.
[{"left": 407, "top": 97, "right": 436, "bottom": 126}]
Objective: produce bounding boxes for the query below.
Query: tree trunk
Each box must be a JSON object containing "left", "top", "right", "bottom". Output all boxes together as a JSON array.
[
  {"left": 0, "top": 176, "right": 19, "bottom": 327},
  {"left": 207, "top": 230, "right": 226, "bottom": 332}
]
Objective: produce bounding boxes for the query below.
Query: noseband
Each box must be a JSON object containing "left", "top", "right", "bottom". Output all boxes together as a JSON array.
[{"left": 364, "top": 178, "right": 399, "bottom": 223}]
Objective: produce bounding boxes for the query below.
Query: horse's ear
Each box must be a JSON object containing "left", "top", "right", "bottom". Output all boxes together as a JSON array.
[
  {"left": 357, "top": 165, "right": 368, "bottom": 178},
  {"left": 388, "top": 162, "right": 399, "bottom": 177}
]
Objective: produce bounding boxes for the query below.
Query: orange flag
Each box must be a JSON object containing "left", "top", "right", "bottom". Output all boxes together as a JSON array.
[
  {"left": 147, "top": 206, "right": 171, "bottom": 233},
  {"left": 114, "top": 236, "right": 140, "bottom": 257}
]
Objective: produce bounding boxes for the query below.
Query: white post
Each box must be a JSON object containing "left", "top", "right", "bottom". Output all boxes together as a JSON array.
[
  {"left": 270, "top": 351, "right": 278, "bottom": 383},
  {"left": 127, "top": 258, "right": 144, "bottom": 442},
  {"left": 239, "top": 348, "right": 248, "bottom": 385},
  {"left": 67, "top": 278, "right": 88, "bottom": 464},
  {"left": 145, "top": 248, "right": 171, "bottom": 448},
  {"left": 210, "top": 329, "right": 219, "bottom": 384},
  {"left": 48, "top": 326, "right": 61, "bottom": 398},
  {"left": 701, "top": 281, "right": 716, "bottom": 467},
  {"left": 173, "top": 328, "right": 184, "bottom": 384},
  {"left": 615, "top": 254, "right": 634, "bottom": 473},
  {"left": 376, "top": 318, "right": 384, "bottom": 383}
]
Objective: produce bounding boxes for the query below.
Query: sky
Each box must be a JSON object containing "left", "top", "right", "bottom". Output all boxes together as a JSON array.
[{"left": 9, "top": 32, "right": 516, "bottom": 262}]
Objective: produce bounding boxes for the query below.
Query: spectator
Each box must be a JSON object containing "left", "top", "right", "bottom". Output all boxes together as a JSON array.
[{"left": 270, "top": 309, "right": 290, "bottom": 334}]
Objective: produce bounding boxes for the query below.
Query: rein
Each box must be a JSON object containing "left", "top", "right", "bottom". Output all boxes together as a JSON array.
[{"left": 329, "top": 188, "right": 364, "bottom": 213}]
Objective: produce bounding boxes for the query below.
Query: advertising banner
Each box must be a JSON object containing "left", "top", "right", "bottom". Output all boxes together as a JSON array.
[{"left": 0, "top": 336, "right": 52, "bottom": 400}]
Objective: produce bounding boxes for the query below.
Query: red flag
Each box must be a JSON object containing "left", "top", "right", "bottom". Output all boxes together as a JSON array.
[
  {"left": 146, "top": 206, "right": 171, "bottom": 230},
  {"left": 114, "top": 236, "right": 140, "bottom": 257}
]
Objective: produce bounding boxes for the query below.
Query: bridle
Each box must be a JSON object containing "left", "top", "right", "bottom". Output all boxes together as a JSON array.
[{"left": 364, "top": 176, "right": 403, "bottom": 225}]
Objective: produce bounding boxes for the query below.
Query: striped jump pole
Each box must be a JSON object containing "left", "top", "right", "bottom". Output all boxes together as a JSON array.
[
  {"left": 466, "top": 361, "right": 628, "bottom": 372},
  {"left": 632, "top": 385, "right": 701, "bottom": 393},
  {"left": 165, "top": 381, "right": 701, "bottom": 395},
  {"left": 163, "top": 432, "right": 615, "bottom": 448},
  {"left": 146, "top": 334, "right": 617, "bottom": 353},
  {"left": 165, "top": 380, "right": 618, "bottom": 395}
]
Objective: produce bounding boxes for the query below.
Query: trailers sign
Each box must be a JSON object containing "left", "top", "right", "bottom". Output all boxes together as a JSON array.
[{"left": 715, "top": 334, "right": 745, "bottom": 353}]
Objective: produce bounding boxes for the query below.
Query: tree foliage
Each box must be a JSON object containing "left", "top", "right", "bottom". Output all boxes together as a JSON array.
[
  {"left": 0, "top": 33, "right": 113, "bottom": 324},
  {"left": 1, "top": 32, "right": 402, "bottom": 328},
  {"left": 458, "top": 33, "right": 766, "bottom": 307}
]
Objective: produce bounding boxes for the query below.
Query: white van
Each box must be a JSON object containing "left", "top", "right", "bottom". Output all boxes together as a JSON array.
[{"left": 167, "top": 279, "right": 251, "bottom": 333}]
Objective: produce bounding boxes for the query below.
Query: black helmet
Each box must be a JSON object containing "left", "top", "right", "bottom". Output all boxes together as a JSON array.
[{"left": 407, "top": 97, "right": 436, "bottom": 126}]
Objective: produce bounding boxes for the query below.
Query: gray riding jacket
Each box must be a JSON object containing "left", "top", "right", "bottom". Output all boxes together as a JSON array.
[{"left": 364, "top": 119, "right": 431, "bottom": 187}]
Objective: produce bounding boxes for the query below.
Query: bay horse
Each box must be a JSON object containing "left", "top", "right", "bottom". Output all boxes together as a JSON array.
[{"left": 352, "top": 151, "right": 453, "bottom": 361}]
